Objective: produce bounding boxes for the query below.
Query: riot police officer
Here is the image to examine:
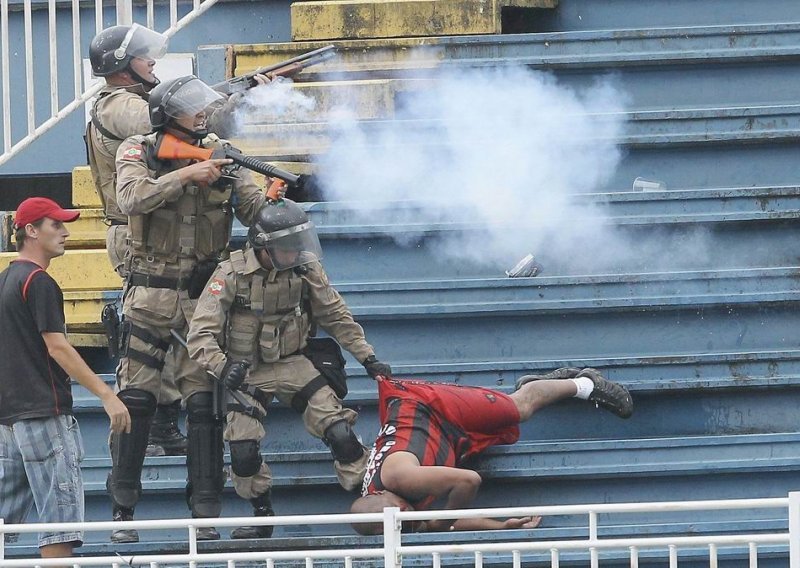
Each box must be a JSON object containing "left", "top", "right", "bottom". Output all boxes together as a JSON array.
[
  {"left": 108, "top": 76, "right": 266, "bottom": 543},
  {"left": 187, "top": 199, "right": 391, "bottom": 538},
  {"left": 87, "top": 24, "right": 189, "bottom": 457}
]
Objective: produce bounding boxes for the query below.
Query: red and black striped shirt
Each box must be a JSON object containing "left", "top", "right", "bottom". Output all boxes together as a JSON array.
[{"left": 362, "top": 378, "right": 520, "bottom": 509}]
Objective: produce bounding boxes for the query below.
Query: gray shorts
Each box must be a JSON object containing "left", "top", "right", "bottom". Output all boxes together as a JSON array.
[{"left": 0, "top": 414, "right": 85, "bottom": 548}]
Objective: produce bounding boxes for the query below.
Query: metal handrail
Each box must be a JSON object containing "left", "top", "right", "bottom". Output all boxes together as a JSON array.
[
  {"left": 0, "top": 0, "right": 221, "bottom": 167},
  {"left": 0, "top": 494, "right": 796, "bottom": 567}
]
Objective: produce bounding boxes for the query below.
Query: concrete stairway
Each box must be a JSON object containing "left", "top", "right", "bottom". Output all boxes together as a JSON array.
[{"left": 4, "top": 0, "right": 800, "bottom": 565}]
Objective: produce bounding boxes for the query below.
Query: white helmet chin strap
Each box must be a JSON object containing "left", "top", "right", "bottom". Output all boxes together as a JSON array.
[{"left": 113, "top": 24, "right": 139, "bottom": 60}]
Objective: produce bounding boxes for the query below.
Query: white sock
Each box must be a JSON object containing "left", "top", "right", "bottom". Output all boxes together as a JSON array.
[{"left": 570, "top": 377, "right": 595, "bottom": 400}]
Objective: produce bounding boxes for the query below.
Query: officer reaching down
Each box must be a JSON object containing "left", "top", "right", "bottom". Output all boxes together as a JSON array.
[{"left": 187, "top": 198, "right": 391, "bottom": 538}]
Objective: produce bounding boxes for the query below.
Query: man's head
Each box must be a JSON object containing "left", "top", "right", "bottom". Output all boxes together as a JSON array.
[
  {"left": 349, "top": 491, "right": 418, "bottom": 535},
  {"left": 248, "top": 199, "right": 323, "bottom": 271},
  {"left": 89, "top": 24, "right": 168, "bottom": 90},
  {"left": 13, "top": 197, "right": 80, "bottom": 256},
  {"left": 149, "top": 76, "right": 224, "bottom": 140}
]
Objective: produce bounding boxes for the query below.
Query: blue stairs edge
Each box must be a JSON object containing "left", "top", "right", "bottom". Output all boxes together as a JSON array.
[{"left": 71, "top": 354, "right": 800, "bottom": 457}]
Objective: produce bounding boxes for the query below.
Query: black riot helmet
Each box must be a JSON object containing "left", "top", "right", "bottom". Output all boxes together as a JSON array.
[
  {"left": 248, "top": 199, "right": 323, "bottom": 271},
  {"left": 148, "top": 75, "right": 224, "bottom": 138},
  {"left": 89, "top": 24, "right": 167, "bottom": 89}
]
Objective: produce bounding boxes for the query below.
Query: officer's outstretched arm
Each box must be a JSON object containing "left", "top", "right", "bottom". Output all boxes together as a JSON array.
[
  {"left": 305, "top": 262, "right": 375, "bottom": 364},
  {"left": 230, "top": 168, "right": 267, "bottom": 226}
]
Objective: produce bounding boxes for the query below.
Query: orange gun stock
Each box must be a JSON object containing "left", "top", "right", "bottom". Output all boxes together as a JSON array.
[{"left": 155, "top": 132, "right": 303, "bottom": 190}]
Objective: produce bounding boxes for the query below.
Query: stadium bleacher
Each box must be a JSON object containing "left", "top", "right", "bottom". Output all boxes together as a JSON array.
[{"left": 3, "top": 0, "right": 800, "bottom": 565}]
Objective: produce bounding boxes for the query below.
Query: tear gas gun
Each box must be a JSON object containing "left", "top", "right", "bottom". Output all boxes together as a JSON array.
[
  {"left": 212, "top": 45, "right": 336, "bottom": 96},
  {"left": 155, "top": 132, "right": 307, "bottom": 193}
]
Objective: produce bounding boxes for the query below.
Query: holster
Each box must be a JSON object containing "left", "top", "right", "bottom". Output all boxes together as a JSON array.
[
  {"left": 303, "top": 337, "right": 348, "bottom": 399},
  {"left": 101, "top": 303, "right": 122, "bottom": 358},
  {"left": 188, "top": 259, "right": 219, "bottom": 300}
]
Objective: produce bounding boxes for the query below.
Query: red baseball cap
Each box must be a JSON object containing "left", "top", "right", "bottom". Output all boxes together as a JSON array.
[{"left": 14, "top": 197, "right": 80, "bottom": 229}]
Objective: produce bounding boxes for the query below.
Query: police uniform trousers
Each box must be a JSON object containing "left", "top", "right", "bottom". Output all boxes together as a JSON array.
[
  {"left": 108, "top": 225, "right": 181, "bottom": 405},
  {"left": 226, "top": 354, "right": 368, "bottom": 497},
  {"left": 118, "top": 285, "right": 210, "bottom": 399}
]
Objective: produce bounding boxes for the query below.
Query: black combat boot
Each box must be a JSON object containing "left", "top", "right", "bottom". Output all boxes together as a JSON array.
[
  {"left": 231, "top": 492, "right": 275, "bottom": 539},
  {"left": 195, "top": 522, "right": 221, "bottom": 541},
  {"left": 147, "top": 401, "right": 188, "bottom": 456},
  {"left": 111, "top": 505, "right": 139, "bottom": 544}
]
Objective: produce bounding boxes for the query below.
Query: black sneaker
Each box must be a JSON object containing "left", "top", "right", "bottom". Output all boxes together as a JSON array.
[
  {"left": 515, "top": 367, "right": 582, "bottom": 391},
  {"left": 577, "top": 368, "right": 633, "bottom": 419},
  {"left": 111, "top": 506, "right": 139, "bottom": 544},
  {"left": 196, "top": 526, "right": 221, "bottom": 541},
  {"left": 231, "top": 524, "right": 274, "bottom": 539}
]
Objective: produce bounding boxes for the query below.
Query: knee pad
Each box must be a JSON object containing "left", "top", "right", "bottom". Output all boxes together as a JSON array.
[
  {"left": 117, "top": 388, "right": 157, "bottom": 417},
  {"left": 186, "top": 392, "right": 214, "bottom": 423},
  {"left": 323, "top": 420, "right": 364, "bottom": 464},
  {"left": 229, "top": 440, "right": 263, "bottom": 477}
]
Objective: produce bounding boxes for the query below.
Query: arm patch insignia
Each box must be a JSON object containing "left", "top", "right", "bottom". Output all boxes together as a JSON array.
[
  {"left": 122, "top": 144, "right": 143, "bottom": 161},
  {"left": 207, "top": 279, "right": 225, "bottom": 295}
]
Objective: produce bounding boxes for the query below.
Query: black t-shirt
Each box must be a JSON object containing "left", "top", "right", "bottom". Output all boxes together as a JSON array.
[{"left": 0, "top": 259, "right": 73, "bottom": 425}]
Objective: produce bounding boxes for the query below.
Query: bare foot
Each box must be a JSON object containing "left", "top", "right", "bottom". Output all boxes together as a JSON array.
[{"left": 503, "top": 515, "right": 542, "bottom": 529}]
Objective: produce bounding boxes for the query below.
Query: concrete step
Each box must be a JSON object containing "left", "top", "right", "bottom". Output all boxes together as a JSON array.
[
  {"left": 231, "top": 104, "right": 800, "bottom": 160},
  {"left": 214, "top": 20, "right": 800, "bottom": 88},
  {"left": 70, "top": 162, "right": 314, "bottom": 210},
  {"left": 3, "top": 433, "right": 792, "bottom": 552},
  {"left": 72, "top": 349, "right": 800, "bottom": 458},
  {"left": 4, "top": 517, "right": 790, "bottom": 566},
  {"left": 52, "top": 184, "right": 800, "bottom": 252},
  {"left": 6, "top": 258, "right": 800, "bottom": 342},
  {"left": 289, "top": 0, "right": 557, "bottom": 41}
]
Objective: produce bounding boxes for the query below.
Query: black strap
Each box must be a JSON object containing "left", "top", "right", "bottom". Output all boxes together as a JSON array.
[
  {"left": 226, "top": 403, "right": 265, "bottom": 421},
  {"left": 238, "top": 383, "right": 271, "bottom": 409},
  {"left": 290, "top": 375, "right": 328, "bottom": 413},
  {"left": 90, "top": 106, "right": 124, "bottom": 141},
  {"left": 128, "top": 324, "right": 171, "bottom": 352},
  {"left": 109, "top": 219, "right": 128, "bottom": 226},
  {"left": 129, "top": 272, "right": 190, "bottom": 291},
  {"left": 126, "top": 348, "right": 165, "bottom": 371}
]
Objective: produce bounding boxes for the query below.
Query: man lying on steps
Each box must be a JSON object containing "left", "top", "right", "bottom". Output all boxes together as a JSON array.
[{"left": 350, "top": 368, "right": 633, "bottom": 534}]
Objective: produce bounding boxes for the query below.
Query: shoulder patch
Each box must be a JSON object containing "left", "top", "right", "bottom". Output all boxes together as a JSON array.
[
  {"left": 121, "top": 144, "right": 143, "bottom": 161},
  {"left": 207, "top": 278, "right": 225, "bottom": 295}
]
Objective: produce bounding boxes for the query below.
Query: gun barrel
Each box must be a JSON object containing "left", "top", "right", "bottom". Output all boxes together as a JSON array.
[
  {"left": 257, "top": 44, "right": 335, "bottom": 75},
  {"left": 212, "top": 45, "right": 336, "bottom": 94},
  {"left": 227, "top": 150, "right": 301, "bottom": 187}
]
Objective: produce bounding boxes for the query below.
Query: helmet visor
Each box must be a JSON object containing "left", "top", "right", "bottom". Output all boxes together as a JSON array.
[
  {"left": 263, "top": 222, "right": 323, "bottom": 270},
  {"left": 163, "top": 79, "right": 225, "bottom": 119},
  {"left": 117, "top": 24, "right": 168, "bottom": 61}
]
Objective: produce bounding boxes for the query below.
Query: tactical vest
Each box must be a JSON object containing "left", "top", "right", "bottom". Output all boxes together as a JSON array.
[
  {"left": 226, "top": 250, "right": 311, "bottom": 370},
  {"left": 127, "top": 133, "right": 234, "bottom": 272},
  {"left": 85, "top": 90, "right": 119, "bottom": 221}
]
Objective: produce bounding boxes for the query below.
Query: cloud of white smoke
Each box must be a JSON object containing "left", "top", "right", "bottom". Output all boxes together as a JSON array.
[{"left": 313, "top": 65, "right": 631, "bottom": 273}]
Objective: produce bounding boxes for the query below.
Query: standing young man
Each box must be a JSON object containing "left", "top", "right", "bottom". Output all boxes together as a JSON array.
[{"left": 0, "top": 197, "right": 130, "bottom": 563}]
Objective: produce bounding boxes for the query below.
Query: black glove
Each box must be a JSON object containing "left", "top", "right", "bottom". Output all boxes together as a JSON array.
[
  {"left": 362, "top": 355, "right": 392, "bottom": 379},
  {"left": 221, "top": 359, "right": 250, "bottom": 390}
]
